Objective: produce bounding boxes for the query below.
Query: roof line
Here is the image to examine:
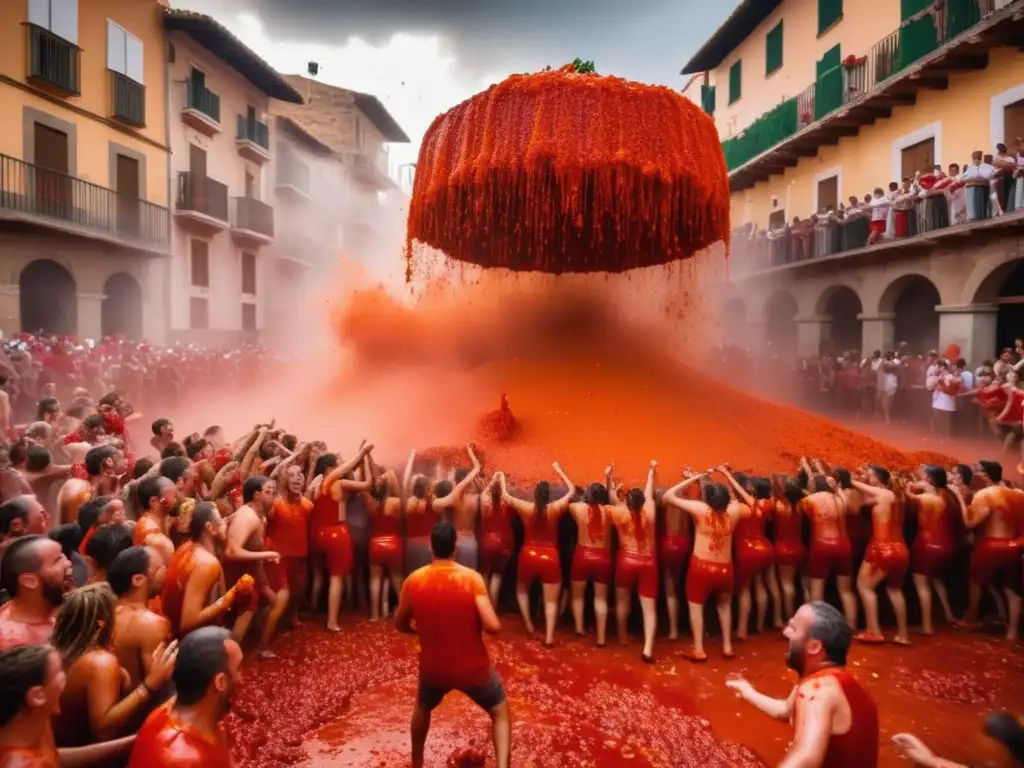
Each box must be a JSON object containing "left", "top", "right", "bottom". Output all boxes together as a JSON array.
[{"left": 680, "top": 0, "right": 784, "bottom": 75}]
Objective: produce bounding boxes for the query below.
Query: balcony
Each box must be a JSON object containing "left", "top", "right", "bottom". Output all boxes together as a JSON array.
[
  {"left": 175, "top": 171, "right": 229, "bottom": 234},
  {"left": 277, "top": 233, "right": 327, "bottom": 268},
  {"left": 236, "top": 116, "right": 271, "bottom": 163},
  {"left": 723, "top": 0, "right": 1022, "bottom": 191},
  {"left": 109, "top": 71, "right": 145, "bottom": 128},
  {"left": 275, "top": 154, "right": 312, "bottom": 200},
  {"left": 181, "top": 82, "right": 221, "bottom": 136},
  {"left": 25, "top": 23, "right": 80, "bottom": 96},
  {"left": 350, "top": 152, "right": 397, "bottom": 192},
  {"left": 0, "top": 153, "right": 169, "bottom": 255},
  {"left": 231, "top": 197, "right": 274, "bottom": 246}
]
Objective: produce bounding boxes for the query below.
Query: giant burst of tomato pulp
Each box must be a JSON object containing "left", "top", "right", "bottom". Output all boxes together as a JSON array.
[{"left": 405, "top": 63, "right": 730, "bottom": 278}]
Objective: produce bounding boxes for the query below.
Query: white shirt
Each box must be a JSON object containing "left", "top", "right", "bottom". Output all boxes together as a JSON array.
[
  {"left": 932, "top": 373, "right": 957, "bottom": 412},
  {"left": 960, "top": 370, "right": 975, "bottom": 391},
  {"left": 961, "top": 163, "right": 995, "bottom": 181},
  {"left": 869, "top": 197, "right": 889, "bottom": 221}
]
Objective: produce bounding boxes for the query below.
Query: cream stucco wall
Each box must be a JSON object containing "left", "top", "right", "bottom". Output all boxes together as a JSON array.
[
  {"left": 729, "top": 46, "right": 1024, "bottom": 228},
  {"left": 166, "top": 31, "right": 274, "bottom": 337}
]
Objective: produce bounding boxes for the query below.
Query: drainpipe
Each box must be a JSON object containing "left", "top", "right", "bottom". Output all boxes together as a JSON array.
[{"left": 163, "top": 33, "right": 173, "bottom": 346}]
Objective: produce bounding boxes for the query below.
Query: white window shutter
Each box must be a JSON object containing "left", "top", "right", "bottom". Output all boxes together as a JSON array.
[
  {"left": 49, "top": 0, "right": 78, "bottom": 45},
  {"left": 125, "top": 34, "right": 144, "bottom": 84},
  {"left": 106, "top": 21, "right": 125, "bottom": 74},
  {"left": 27, "top": 0, "right": 49, "bottom": 28}
]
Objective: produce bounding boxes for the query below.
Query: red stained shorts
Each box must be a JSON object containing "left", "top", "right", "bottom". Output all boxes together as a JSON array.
[
  {"left": 615, "top": 550, "right": 657, "bottom": 599},
  {"left": 266, "top": 556, "right": 309, "bottom": 595},
  {"left": 518, "top": 545, "right": 561, "bottom": 585},
  {"left": 659, "top": 534, "right": 691, "bottom": 578},
  {"left": 911, "top": 540, "right": 954, "bottom": 579},
  {"left": 312, "top": 523, "right": 353, "bottom": 578},
  {"left": 869, "top": 219, "right": 886, "bottom": 236},
  {"left": 570, "top": 545, "right": 612, "bottom": 585},
  {"left": 864, "top": 541, "right": 910, "bottom": 588},
  {"left": 736, "top": 538, "right": 774, "bottom": 586},
  {"left": 774, "top": 540, "right": 807, "bottom": 569},
  {"left": 685, "top": 556, "right": 734, "bottom": 604},
  {"left": 480, "top": 533, "right": 511, "bottom": 574},
  {"left": 969, "top": 538, "right": 1023, "bottom": 592},
  {"left": 806, "top": 538, "right": 853, "bottom": 580},
  {"left": 369, "top": 535, "right": 403, "bottom": 572}
]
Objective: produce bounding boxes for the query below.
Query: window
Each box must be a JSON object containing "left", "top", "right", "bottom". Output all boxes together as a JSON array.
[
  {"left": 241, "top": 252, "right": 256, "bottom": 295},
  {"left": 901, "top": 138, "right": 935, "bottom": 179},
  {"left": 106, "top": 21, "right": 143, "bottom": 84},
  {"left": 242, "top": 303, "right": 256, "bottom": 331},
  {"left": 700, "top": 84, "right": 716, "bottom": 116},
  {"left": 817, "top": 176, "right": 838, "bottom": 213},
  {"left": 768, "top": 208, "right": 786, "bottom": 230},
  {"left": 817, "top": 0, "right": 843, "bottom": 35},
  {"left": 765, "top": 21, "right": 784, "bottom": 76},
  {"left": 728, "top": 60, "right": 742, "bottom": 105},
  {"left": 190, "top": 239, "right": 209, "bottom": 287},
  {"left": 1004, "top": 99, "right": 1024, "bottom": 146},
  {"left": 28, "top": 0, "right": 78, "bottom": 45},
  {"left": 189, "top": 297, "right": 209, "bottom": 330}
]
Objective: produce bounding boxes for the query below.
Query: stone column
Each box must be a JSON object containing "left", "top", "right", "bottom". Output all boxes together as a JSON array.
[
  {"left": 858, "top": 312, "right": 895, "bottom": 354},
  {"left": 936, "top": 303, "right": 998, "bottom": 364},
  {"left": 0, "top": 284, "right": 19, "bottom": 338},
  {"left": 76, "top": 292, "right": 105, "bottom": 342},
  {"left": 795, "top": 315, "right": 830, "bottom": 357}
]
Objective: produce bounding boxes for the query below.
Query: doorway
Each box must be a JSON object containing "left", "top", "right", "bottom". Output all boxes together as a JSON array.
[
  {"left": 33, "top": 123, "right": 70, "bottom": 220},
  {"left": 101, "top": 273, "right": 142, "bottom": 338},
  {"left": 116, "top": 154, "right": 140, "bottom": 237},
  {"left": 20, "top": 259, "right": 77, "bottom": 335}
]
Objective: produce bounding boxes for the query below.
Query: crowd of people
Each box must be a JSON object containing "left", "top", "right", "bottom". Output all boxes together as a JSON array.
[{"left": 0, "top": 336, "right": 1022, "bottom": 767}]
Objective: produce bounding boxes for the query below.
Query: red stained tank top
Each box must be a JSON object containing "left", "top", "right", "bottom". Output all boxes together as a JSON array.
[
  {"left": 311, "top": 484, "right": 341, "bottom": 531},
  {"left": 481, "top": 498, "right": 511, "bottom": 541},
  {"left": 800, "top": 668, "right": 879, "bottom": 768},
  {"left": 371, "top": 500, "right": 401, "bottom": 539},
  {"left": 406, "top": 499, "right": 438, "bottom": 539},
  {"left": 734, "top": 498, "right": 771, "bottom": 542},
  {"left": 525, "top": 505, "right": 556, "bottom": 547},
  {"left": 774, "top": 502, "right": 802, "bottom": 545}
]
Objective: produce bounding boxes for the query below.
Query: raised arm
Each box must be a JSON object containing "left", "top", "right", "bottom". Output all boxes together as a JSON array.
[
  {"left": 727, "top": 678, "right": 796, "bottom": 722},
  {"left": 325, "top": 442, "right": 374, "bottom": 488},
  {"left": 548, "top": 462, "right": 576, "bottom": 513},
  {"left": 205, "top": 461, "right": 239, "bottom": 502},
  {"left": 434, "top": 444, "right": 482, "bottom": 509},
  {"left": 402, "top": 449, "right": 417, "bottom": 496},
  {"left": 718, "top": 465, "right": 754, "bottom": 508},
  {"left": 850, "top": 477, "right": 893, "bottom": 502},
  {"left": 499, "top": 473, "right": 533, "bottom": 515},
  {"left": 663, "top": 473, "right": 706, "bottom": 514},
  {"left": 239, "top": 428, "right": 269, "bottom": 480},
  {"left": 270, "top": 442, "right": 307, "bottom": 481},
  {"left": 643, "top": 461, "right": 658, "bottom": 519}
]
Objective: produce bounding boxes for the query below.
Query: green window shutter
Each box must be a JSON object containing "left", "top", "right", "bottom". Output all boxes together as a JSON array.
[
  {"left": 817, "top": 0, "right": 843, "bottom": 35},
  {"left": 700, "top": 84, "right": 716, "bottom": 116},
  {"left": 728, "top": 59, "right": 742, "bottom": 104},
  {"left": 901, "top": 0, "right": 932, "bottom": 19},
  {"left": 814, "top": 44, "right": 842, "bottom": 121},
  {"left": 766, "top": 21, "right": 784, "bottom": 76}
]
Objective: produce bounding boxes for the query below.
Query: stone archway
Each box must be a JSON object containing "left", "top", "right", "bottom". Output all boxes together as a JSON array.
[
  {"left": 19, "top": 259, "right": 77, "bottom": 335},
  {"left": 966, "top": 256, "right": 1024, "bottom": 355},
  {"left": 880, "top": 274, "right": 941, "bottom": 353},
  {"left": 764, "top": 290, "right": 798, "bottom": 354},
  {"left": 816, "top": 285, "right": 864, "bottom": 355},
  {"left": 101, "top": 273, "right": 143, "bottom": 339}
]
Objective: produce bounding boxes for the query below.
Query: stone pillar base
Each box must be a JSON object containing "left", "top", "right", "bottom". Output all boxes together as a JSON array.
[
  {"left": 858, "top": 312, "right": 896, "bottom": 355},
  {"left": 936, "top": 304, "right": 998, "bottom": 364}
]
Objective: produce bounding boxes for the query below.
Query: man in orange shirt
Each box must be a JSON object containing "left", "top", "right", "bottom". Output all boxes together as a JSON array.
[
  {"left": 267, "top": 462, "right": 314, "bottom": 627},
  {"left": 395, "top": 521, "right": 509, "bottom": 768}
]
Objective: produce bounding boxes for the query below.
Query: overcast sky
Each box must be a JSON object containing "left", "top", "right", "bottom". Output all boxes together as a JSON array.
[{"left": 173, "top": 0, "right": 741, "bottom": 169}]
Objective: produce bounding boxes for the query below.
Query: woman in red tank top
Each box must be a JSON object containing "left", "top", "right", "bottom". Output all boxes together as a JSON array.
[
  {"left": 725, "top": 474, "right": 782, "bottom": 637},
  {"left": 479, "top": 472, "right": 512, "bottom": 607},
  {"left": 772, "top": 477, "right": 808, "bottom": 621},
  {"left": 364, "top": 471, "right": 405, "bottom": 620},
  {"left": 502, "top": 472, "right": 573, "bottom": 647}
]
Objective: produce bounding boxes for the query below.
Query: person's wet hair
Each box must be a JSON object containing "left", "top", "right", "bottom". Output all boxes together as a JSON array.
[
  {"left": 585, "top": 482, "right": 609, "bottom": 506},
  {"left": 174, "top": 627, "right": 233, "bottom": 707},
  {"left": 704, "top": 482, "right": 730, "bottom": 512},
  {"left": 922, "top": 465, "right": 948, "bottom": 488},
  {"left": 453, "top": 468, "right": 471, "bottom": 484},
  {"left": 186, "top": 439, "right": 208, "bottom": 460},
  {"left": 243, "top": 476, "right": 271, "bottom": 504},
  {"left": 812, "top": 475, "right": 830, "bottom": 493},
  {"left": 832, "top": 467, "right": 852, "bottom": 489},
  {"left": 0, "top": 498, "right": 33, "bottom": 537},
  {"left": 954, "top": 463, "right": 974, "bottom": 486},
  {"left": 189, "top": 501, "right": 220, "bottom": 541},
  {"left": 314, "top": 453, "right": 337, "bottom": 478},
  {"left": 281, "top": 434, "right": 298, "bottom": 452},
  {"left": 161, "top": 442, "right": 185, "bottom": 460},
  {"left": 36, "top": 397, "right": 60, "bottom": 420},
  {"left": 750, "top": 477, "right": 772, "bottom": 500},
  {"left": 84, "top": 445, "right": 117, "bottom": 477},
  {"left": 48, "top": 524, "right": 83, "bottom": 561},
  {"left": 107, "top": 547, "right": 151, "bottom": 597},
  {"left": 978, "top": 460, "right": 1003, "bottom": 483},
  {"left": 82, "top": 414, "right": 104, "bottom": 432},
  {"left": 0, "top": 536, "right": 46, "bottom": 598},
  {"left": 77, "top": 496, "right": 112, "bottom": 533},
  {"left": 160, "top": 456, "right": 191, "bottom": 485},
  {"left": 51, "top": 583, "right": 116, "bottom": 667},
  {"left": 625, "top": 488, "right": 645, "bottom": 512},
  {"left": 85, "top": 524, "right": 132, "bottom": 572},
  {"left": 806, "top": 600, "right": 853, "bottom": 666},
  {"left": 25, "top": 445, "right": 51, "bottom": 473},
  {"left": 151, "top": 418, "right": 171, "bottom": 436},
  {"left": 433, "top": 480, "right": 454, "bottom": 499},
  {"left": 783, "top": 480, "right": 804, "bottom": 507},
  {"left": 0, "top": 644, "right": 52, "bottom": 726},
  {"left": 868, "top": 465, "right": 891, "bottom": 486},
  {"left": 534, "top": 480, "right": 551, "bottom": 514},
  {"left": 8, "top": 440, "right": 27, "bottom": 467},
  {"left": 132, "top": 458, "right": 154, "bottom": 479},
  {"left": 137, "top": 476, "right": 167, "bottom": 512},
  {"left": 430, "top": 521, "right": 457, "bottom": 559},
  {"left": 984, "top": 712, "right": 1024, "bottom": 763}
]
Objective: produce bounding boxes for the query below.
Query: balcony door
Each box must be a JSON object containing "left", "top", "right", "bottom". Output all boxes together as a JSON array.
[
  {"left": 189, "top": 143, "right": 207, "bottom": 210},
  {"left": 33, "top": 122, "right": 70, "bottom": 221},
  {"left": 116, "top": 154, "right": 139, "bottom": 237}
]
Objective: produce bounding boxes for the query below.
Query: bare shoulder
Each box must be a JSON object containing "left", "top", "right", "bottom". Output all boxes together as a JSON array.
[{"left": 795, "top": 674, "right": 842, "bottom": 707}]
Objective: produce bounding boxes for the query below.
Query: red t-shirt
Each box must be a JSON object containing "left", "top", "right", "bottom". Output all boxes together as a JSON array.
[
  {"left": 0, "top": 603, "right": 55, "bottom": 651},
  {"left": 267, "top": 497, "right": 313, "bottom": 558},
  {"left": 402, "top": 560, "right": 491, "bottom": 690},
  {"left": 126, "top": 703, "right": 232, "bottom": 768}
]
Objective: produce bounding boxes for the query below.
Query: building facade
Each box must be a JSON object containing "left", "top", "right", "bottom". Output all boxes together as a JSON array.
[
  {"left": 0, "top": 0, "right": 172, "bottom": 341},
  {"left": 164, "top": 10, "right": 302, "bottom": 344},
  {"left": 682, "top": 0, "right": 1024, "bottom": 362}
]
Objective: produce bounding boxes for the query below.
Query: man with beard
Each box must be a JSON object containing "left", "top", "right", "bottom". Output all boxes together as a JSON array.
[
  {"left": 0, "top": 535, "right": 72, "bottom": 649},
  {"left": 164, "top": 501, "right": 254, "bottom": 639},
  {"left": 726, "top": 601, "right": 879, "bottom": 768},
  {"left": 109, "top": 547, "right": 171, "bottom": 691},
  {"left": 134, "top": 477, "right": 178, "bottom": 564},
  {"left": 127, "top": 626, "right": 241, "bottom": 768}
]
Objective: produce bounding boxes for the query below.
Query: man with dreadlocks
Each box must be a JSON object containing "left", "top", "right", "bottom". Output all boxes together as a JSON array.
[{"left": 851, "top": 465, "right": 911, "bottom": 645}]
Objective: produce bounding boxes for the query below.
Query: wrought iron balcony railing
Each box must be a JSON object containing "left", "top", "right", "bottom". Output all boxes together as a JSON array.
[{"left": 25, "top": 23, "right": 80, "bottom": 95}]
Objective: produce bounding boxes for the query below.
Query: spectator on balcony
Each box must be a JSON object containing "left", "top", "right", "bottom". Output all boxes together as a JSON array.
[
  {"left": 892, "top": 179, "right": 918, "bottom": 238},
  {"left": 991, "top": 144, "right": 1016, "bottom": 216},
  {"left": 867, "top": 188, "right": 889, "bottom": 245},
  {"left": 1013, "top": 136, "right": 1024, "bottom": 212},
  {"left": 790, "top": 216, "right": 813, "bottom": 261}
]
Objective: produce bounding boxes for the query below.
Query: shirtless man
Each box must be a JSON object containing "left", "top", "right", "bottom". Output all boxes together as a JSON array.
[
  {"left": 0, "top": 446, "right": 32, "bottom": 504},
  {"left": 150, "top": 418, "right": 174, "bottom": 458},
  {"left": 800, "top": 475, "right": 859, "bottom": 629},
  {"left": 554, "top": 464, "right": 612, "bottom": 647},
  {"left": 23, "top": 444, "right": 71, "bottom": 515},
  {"left": 451, "top": 466, "right": 483, "bottom": 571},
  {"left": 77, "top": 496, "right": 125, "bottom": 558},
  {"left": 726, "top": 601, "right": 879, "bottom": 768},
  {"left": 660, "top": 472, "right": 695, "bottom": 641},
  {"left": 0, "top": 535, "right": 72, "bottom": 650},
  {"left": 607, "top": 461, "right": 659, "bottom": 661},
  {"left": 224, "top": 476, "right": 284, "bottom": 656},
  {"left": 961, "top": 460, "right": 1022, "bottom": 640},
  {"left": 0, "top": 495, "right": 48, "bottom": 542},
  {"left": 0, "top": 644, "right": 136, "bottom": 768},
  {"left": 108, "top": 546, "right": 171, "bottom": 692},
  {"left": 663, "top": 470, "right": 741, "bottom": 661},
  {"left": 163, "top": 501, "right": 254, "bottom": 640},
  {"left": 133, "top": 476, "right": 178, "bottom": 564},
  {"left": 851, "top": 465, "right": 911, "bottom": 644},
  {"left": 905, "top": 465, "right": 962, "bottom": 634}
]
